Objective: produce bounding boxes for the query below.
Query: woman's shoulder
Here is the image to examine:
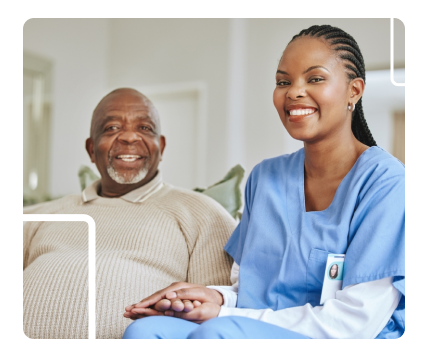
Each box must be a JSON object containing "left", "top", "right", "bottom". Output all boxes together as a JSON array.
[
  {"left": 348, "top": 146, "right": 405, "bottom": 204},
  {"left": 356, "top": 146, "right": 405, "bottom": 181}
]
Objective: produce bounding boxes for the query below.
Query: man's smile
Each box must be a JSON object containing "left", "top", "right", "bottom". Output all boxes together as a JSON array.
[
  {"left": 111, "top": 150, "right": 148, "bottom": 166},
  {"left": 116, "top": 154, "right": 143, "bottom": 162}
]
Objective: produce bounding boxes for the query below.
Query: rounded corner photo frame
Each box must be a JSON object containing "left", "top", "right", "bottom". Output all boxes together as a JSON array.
[
  {"left": 390, "top": 0, "right": 446, "bottom": 87},
  {"left": 0, "top": 214, "right": 96, "bottom": 358}
]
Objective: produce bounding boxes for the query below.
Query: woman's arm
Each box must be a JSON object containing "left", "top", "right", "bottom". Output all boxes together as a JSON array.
[
  {"left": 125, "top": 263, "right": 400, "bottom": 338},
  {"left": 214, "top": 272, "right": 401, "bottom": 339},
  {"left": 210, "top": 262, "right": 400, "bottom": 339},
  {"left": 209, "top": 260, "right": 401, "bottom": 339}
]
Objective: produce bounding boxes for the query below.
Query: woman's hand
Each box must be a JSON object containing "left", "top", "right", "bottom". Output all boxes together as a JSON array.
[
  {"left": 123, "top": 282, "right": 223, "bottom": 321},
  {"left": 162, "top": 301, "right": 222, "bottom": 324},
  {"left": 139, "top": 287, "right": 223, "bottom": 324},
  {"left": 123, "top": 298, "right": 202, "bottom": 320},
  {"left": 124, "top": 282, "right": 199, "bottom": 319}
]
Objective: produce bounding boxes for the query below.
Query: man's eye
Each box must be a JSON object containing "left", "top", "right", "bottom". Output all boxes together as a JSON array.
[
  {"left": 106, "top": 126, "right": 118, "bottom": 131},
  {"left": 141, "top": 126, "right": 152, "bottom": 131},
  {"left": 276, "top": 80, "right": 290, "bottom": 86}
]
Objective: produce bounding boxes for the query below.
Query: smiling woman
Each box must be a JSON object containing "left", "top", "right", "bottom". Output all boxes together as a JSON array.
[
  {"left": 122, "top": 25, "right": 405, "bottom": 340},
  {"left": 274, "top": 30, "right": 375, "bottom": 150}
]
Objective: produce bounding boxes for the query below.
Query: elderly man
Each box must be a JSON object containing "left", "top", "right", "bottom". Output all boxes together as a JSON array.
[{"left": 23, "top": 88, "right": 235, "bottom": 339}]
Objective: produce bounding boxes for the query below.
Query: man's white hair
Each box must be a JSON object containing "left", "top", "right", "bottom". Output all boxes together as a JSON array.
[{"left": 106, "top": 152, "right": 150, "bottom": 184}]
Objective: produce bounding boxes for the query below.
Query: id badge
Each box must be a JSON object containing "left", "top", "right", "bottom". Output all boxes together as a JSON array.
[{"left": 320, "top": 254, "right": 345, "bottom": 305}]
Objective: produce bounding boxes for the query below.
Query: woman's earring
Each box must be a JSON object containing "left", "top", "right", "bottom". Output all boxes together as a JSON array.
[{"left": 347, "top": 104, "right": 351, "bottom": 111}]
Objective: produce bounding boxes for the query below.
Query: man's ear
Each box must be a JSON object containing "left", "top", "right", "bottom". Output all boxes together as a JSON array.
[
  {"left": 86, "top": 138, "right": 95, "bottom": 163},
  {"left": 159, "top": 135, "right": 166, "bottom": 162},
  {"left": 350, "top": 77, "right": 365, "bottom": 105}
]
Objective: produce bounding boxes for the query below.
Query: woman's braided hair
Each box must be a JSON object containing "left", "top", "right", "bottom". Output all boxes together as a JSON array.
[{"left": 289, "top": 25, "right": 377, "bottom": 146}]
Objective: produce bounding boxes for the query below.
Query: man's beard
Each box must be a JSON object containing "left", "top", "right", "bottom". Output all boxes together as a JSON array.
[{"left": 106, "top": 154, "right": 150, "bottom": 184}]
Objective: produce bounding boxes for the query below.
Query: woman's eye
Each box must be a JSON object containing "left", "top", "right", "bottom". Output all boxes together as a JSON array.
[
  {"left": 276, "top": 80, "right": 290, "bottom": 86},
  {"left": 309, "top": 78, "right": 323, "bottom": 83}
]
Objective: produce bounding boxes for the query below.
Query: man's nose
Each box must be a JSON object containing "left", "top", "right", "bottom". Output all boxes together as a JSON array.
[{"left": 117, "top": 129, "right": 141, "bottom": 144}]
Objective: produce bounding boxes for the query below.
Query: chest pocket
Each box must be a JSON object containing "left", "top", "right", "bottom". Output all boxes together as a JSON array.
[{"left": 306, "top": 248, "right": 329, "bottom": 307}]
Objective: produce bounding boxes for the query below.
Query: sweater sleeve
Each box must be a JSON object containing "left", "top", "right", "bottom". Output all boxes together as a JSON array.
[
  {"left": 23, "top": 203, "right": 47, "bottom": 270},
  {"left": 182, "top": 195, "right": 236, "bottom": 286}
]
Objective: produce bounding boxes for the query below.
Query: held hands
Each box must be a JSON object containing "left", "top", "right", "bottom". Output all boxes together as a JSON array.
[{"left": 123, "top": 282, "right": 223, "bottom": 324}]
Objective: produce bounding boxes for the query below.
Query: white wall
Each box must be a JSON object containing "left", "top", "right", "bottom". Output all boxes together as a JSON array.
[
  {"left": 23, "top": 19, "right": 110, "bottom": 197},
  {"left": 362, "top": 69, "right": 405, "bottom": 152},
  {"left": 107, "top": 19, "right": 231, "bottom": 185}
]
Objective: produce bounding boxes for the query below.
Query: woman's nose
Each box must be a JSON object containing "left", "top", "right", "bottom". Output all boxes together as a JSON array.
[{"left": 287, "top": 84, "right": 306, "bottom": 99}]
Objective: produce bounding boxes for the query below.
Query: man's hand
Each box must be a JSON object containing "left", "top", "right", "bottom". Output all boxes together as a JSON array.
[{"left": 123, "top": 282, "right": 223, "bottom": 322}]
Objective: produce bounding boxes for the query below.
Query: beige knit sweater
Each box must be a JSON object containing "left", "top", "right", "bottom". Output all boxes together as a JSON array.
[{"left": 23, "top": 184, "right": 235, "bottom": 339}]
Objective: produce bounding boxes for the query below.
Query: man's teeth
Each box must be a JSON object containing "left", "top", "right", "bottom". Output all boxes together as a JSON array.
[
  {"left": 289, "top": 109, "right": 316, "bottom": 116},
  {"left": 117, "top": 155, "right": 141, "bottom": 162}
]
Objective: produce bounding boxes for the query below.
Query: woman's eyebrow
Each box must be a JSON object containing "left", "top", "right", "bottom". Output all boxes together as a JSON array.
[
  {"left": 276, "top": 66, "right": 330, "bottom": 76},
  {"left": 303, "top": 65, "right": 329, "bottom": 74}
]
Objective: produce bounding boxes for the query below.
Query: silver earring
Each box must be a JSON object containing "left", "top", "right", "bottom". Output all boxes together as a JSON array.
[
  {"left": 348, "top": 104, "right": 351, "bottom": 110},
  {"left": 352, "top": 103, "right": 356, "bottom": 111}
]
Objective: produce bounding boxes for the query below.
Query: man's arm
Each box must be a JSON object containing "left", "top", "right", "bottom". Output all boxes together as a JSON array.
[
  {"left": 23, "top": 203, "right": 47, "bottom": 270},
  {"left": 183, "top": 195, "right": 235, "bottom": 286}
]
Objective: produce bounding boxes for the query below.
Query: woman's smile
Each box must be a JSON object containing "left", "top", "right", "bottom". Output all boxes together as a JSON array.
[{"left": 286, "top": 104, "right": 318, "bottom": 122}]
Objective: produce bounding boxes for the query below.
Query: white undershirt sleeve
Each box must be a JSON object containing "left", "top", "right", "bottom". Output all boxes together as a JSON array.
[
  {"left": 207, "top": 262, "right": 239, "bottom": 308},
  {"left": 207, "top": 262, "right": 401, "bottom": 339}
]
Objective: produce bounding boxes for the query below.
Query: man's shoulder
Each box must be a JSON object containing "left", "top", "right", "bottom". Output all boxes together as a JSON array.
[
  {"left": 23, "top": 194, "right": 83, "bottom": 214},
  {"left": 155, "top": 184, "right": 234, "bottom": 221},
  {"left": 159, "top": 184, "right": 225, "bottom": 208}
]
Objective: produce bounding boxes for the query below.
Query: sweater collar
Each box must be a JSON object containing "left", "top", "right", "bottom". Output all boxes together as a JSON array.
[{"left": 82, "top": 171, "right": 164, "bottom": 203}]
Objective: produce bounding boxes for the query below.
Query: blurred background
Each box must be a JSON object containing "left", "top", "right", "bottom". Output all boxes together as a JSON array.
[{"left": 23, "top": 18, "right": 405, "bottom": 204}]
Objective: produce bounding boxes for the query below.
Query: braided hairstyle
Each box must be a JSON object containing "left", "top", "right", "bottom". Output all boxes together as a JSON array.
[{"left": 289, "top": 25, "right": 377, "bottom": 146}]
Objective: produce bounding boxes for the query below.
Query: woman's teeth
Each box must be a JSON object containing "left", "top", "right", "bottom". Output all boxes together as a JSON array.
[
  {"left": 117, "top": 155, "right": 141, "bottom": 162},
  {"left": 289, "top": 108, "right": 316, "bottom": 116}
]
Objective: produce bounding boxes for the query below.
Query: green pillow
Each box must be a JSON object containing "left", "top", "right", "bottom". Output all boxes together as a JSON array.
[
  {"left": 193, "top": 164, "right": 245, "bottom": 219},
  {"left": 78, "top": 164, "right": 245, "bottom": 219}
]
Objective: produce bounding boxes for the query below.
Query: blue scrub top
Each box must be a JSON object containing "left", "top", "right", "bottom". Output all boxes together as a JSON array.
[{"left": 224, "top": 146, "right": 405, "bottom": 339}]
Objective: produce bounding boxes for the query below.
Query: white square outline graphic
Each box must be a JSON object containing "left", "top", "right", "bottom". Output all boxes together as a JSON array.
[
  {"left": 0, "top": 214, "right": 96, "bottom": 358},
  {"left": 390, "top": 0, "right": 446, "bottom": 87}
]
